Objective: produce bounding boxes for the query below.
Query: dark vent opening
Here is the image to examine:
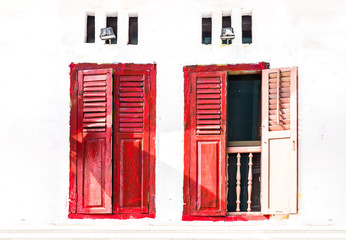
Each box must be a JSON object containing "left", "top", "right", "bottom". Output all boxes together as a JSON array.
[
  {"left": 86, "top": 15, "right": 95, "bottom": 43},
  {"left": 242, "top": 15, "right": 252, "bottom": 44},
  {"left": 128, "top": 17, "right": 138, "bottom": 45},
  {"left": 202, "top": 18, "right": 212, "bottom": 45}
]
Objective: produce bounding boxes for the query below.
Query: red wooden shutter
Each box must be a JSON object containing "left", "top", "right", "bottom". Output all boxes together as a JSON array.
[
  {"left": 113, "top": 70, "right": 150, "bottom": 214},
  {"left": 185, "top": 71, "right": 227, "bottom": 216},
  {"left": 261, "top": 67, "right": 298, "bottom": 214},
  {"left": 76, "top": 69, "right": 113, "bottom": 214}
]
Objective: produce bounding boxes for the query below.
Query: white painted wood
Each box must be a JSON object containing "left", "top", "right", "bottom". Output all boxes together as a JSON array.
[{"left": 261, "top": 67, "right": 298, "bottom": 214}]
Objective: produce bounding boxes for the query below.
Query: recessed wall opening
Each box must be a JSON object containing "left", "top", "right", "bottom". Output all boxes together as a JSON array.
[
  {"left": 227, "top": 73, "right": 261, "bottom": 213},
  {"left": 128, "top": 16, "right": 138, "bottom": 45},
  {"left": 242, "top": 15, "right": 252, "bottom": 44},
  {"left": 86, "top": 15, "right": 95, "bottom": 43},
  {"left": 202, "top": 17, "right": 212, "bottom": 44},
  {"left": 106, "top": 16, "right": 117, "bottom": 44},
  {"left": 227, "top": 74, "right": 261, "bottom": 143},
  {"left": 222, "top": 15, "right": 232, "bottom": 44}
]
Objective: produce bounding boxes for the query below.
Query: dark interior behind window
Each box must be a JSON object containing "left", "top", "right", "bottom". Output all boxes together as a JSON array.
[{"left": 227, "top": 74, "right": 261, "bottom": 142}]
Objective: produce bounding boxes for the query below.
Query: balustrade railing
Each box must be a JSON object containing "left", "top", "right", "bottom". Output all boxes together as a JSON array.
[{"left": 227, "top": 146, "right": 261, "bottom": 213}]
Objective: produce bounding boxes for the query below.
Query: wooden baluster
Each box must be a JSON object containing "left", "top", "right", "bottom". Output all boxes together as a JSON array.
[
  {"left": 247, "top": 153, "right": 253, "bottom": 212},
  {"left": 236, "top": 153, "right": 241, "bottom": 212}
]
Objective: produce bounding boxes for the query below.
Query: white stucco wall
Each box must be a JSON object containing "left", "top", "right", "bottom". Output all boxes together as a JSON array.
[{"left": 1, "top": 0, "right": 346, "bottom": 238}]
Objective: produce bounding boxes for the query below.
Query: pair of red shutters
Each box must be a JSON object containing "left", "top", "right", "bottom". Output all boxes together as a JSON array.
[
  {"left": 70, "top": 63, "right": 297, "bottom": 218},
  {"left": 183, "top": 64, "right": 298, "bottom": 217},
  {"left": 69, "top": 64, "right": 156, "bottom": 218}
]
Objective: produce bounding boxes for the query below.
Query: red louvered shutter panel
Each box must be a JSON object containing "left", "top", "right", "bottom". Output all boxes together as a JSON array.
[
  {"left": 113, "top": 70, "right": 150, "bottom": 213},
  {"left": 185, "top": 71, "right": 227, "bottom": 216},
  {"left": 76, "top": 69, "right": 113, "bottom": 214},
  {"left": 261, "top": 67, "right": 298, "bottom": 214}
]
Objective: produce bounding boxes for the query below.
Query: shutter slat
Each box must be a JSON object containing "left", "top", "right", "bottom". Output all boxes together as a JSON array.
[
  {"left": 120, "top": 87, "right": 143, "bottom": 92},
  {"left": 84, "top": 75, "right": 107, "bottom": 81},
  {"left": 196, "top": 78, "right": 221, "bottom": 83},
  {"left": 84, "top": 102, "right": 107, "bottom": 107},
  {"left": 84, "top": 81, "right": 107, "bottom": 87},
  {"left": 119, "top": 113, "right": 143, "bottom": 118},
  {"left": 119, "top": 82, "right": 144, "bottom": 87},
  {"left": 119, "top": 107, "right": 143, "bottom": 113},
  {"left": 197, "top": 83, "right": 221, "bottom": 89},
  {"left": 83, "top": 97, "right": 106, "bottom": 102},
  {"left": 197, "top": 120, "right": 221, "bottom": 125},
  {"left": 197, "top": 114, "right": 221, "bottom": 119},
  {"left": 197, "top": 104, "right": 221, "bottom": 110},
  {"left": 197, "top": 94, "right": 221, "bottom": 99},
  {"left": 84, "top": 87, "right": 107, "bottom": 92},
  {"left": 197, "top": 99, "right": 221, "bottom": 104},
  {"left": 119, "top": 102, "right": 144, "bottom": 107},
  {"left": 120, "top": 117, "right": 143, "bottom": 123},
  {"left": 84, "top": 92, "right": 107, "bottom": 97},
  {"left": 119, "top": 97, "right": 144, "bottom": 102},
  {"left": 119, "top": 92, "right": 144, "bottom": 97},
  {"left": 83, "top": 117, "right": 106, "bottom": 123},
  {"left": 84, "top": 112, "right": 107, "bottom": 118},
  {"left": 197, "top": 109, "right": 221, "bottom": 114},
  {"left": 197, "top": 89, "right": 221, "bottom": 94}
]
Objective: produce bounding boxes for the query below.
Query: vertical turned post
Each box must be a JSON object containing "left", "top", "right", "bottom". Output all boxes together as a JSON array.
[
  {"left": 236, "top": 153, "right": 241, "bottom": 212},
  {"left": 247, "top": 153, "right": 253, "bottom": 212}
]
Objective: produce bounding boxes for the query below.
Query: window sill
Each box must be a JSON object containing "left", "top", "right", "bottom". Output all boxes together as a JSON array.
[
  {"left": 182, "top": 214, "right": 269, "bottom": 222},
  {"left": 69, "top": 213, "right": 155, "bottom": 220}
]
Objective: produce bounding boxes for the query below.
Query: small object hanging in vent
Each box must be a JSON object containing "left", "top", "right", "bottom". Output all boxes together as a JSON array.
[
  {"left": 220, "top": 27, "right": 235, "bottom": 44},
  {"left": 100, "top": 27, "right": 116, "bottom": 43}
]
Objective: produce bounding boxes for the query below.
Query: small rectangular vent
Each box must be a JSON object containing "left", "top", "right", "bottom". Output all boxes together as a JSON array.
[
  {"left": 82, "top": 74, "right": 108, "bottom": 132},
  {"left": 118, "top": 75, "right": 144, "bottom": 133},
  {"left": 268, "top": 70, "right": 291, "bottom": 131},
  {"left": 196, "top": 76, "right": 222, "bottom": 135}
]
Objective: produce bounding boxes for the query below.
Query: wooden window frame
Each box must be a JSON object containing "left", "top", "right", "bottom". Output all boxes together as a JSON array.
[
  {"left": 69, "top": 63, "right": 156, "bottom": 219},
  {"left": 183, "top": 62, "right": 298, "bottom": 221}
]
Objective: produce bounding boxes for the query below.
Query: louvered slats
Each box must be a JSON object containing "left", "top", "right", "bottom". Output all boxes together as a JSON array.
[
  {"left": 118, "top": 75, "right": 144, "bottom": 133},
  {"left": 196, "top": 77, "right": 222, "bottom": 135},
  {"left": 268, "top": 70, "right": 291, "bottom": 131},
  {"left": 82, "top": 74, "right": 108, "bottom": 132}
]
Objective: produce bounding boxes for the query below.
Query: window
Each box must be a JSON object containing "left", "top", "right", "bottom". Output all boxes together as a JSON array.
[
  {"left": 106, "top": 16, "right": 117, "bottom": 44},
  {"left": 128, "top": 17, "right": 138, "bottom": 45},
  {"left": 202, "top": 17, "right": 212, "bottom": 44},
  {"left": 183, "top": 64, "right": 297, "bottom": 219},
  {"left": 69, "top": 63, "right": 156, "bottom": 219},
  {"left": 242, "top": 15, "right": 252, "bottom": 44},
  {"left": 86, "top": 15, "right": 95, "bottom": 43}
]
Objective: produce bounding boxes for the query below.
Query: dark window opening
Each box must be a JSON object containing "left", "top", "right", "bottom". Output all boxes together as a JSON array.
[
  {"left": 222, "top": 16, "right": 232, "bottom": 44},
  {"left": 128, "top": 17, "right": 138, "bottom": 45},
  {"left": 86, "top": 15, "right": 95, "bottom": 43},
  {"left": 202, "top": 18, "right": 212, "bottom": 44},
  {"left": 227, "top": 74, "right": 261, "bottom": 143},
  {"left": 227, "top": 153, "right": 261, "bottom": 212},
  {"left": 242, "top": 15, "right": 252, "bottom": 44},
  {"left": 106, "top": 17, "right": 117, "bottom": 44}
]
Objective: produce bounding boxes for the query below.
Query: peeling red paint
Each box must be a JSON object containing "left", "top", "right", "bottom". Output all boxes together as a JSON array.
[{"left": 69, "top": 63, "right": 156, "bottom": 219}]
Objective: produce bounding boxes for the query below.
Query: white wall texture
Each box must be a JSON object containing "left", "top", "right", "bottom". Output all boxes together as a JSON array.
[{"left": 1, "top": 0, "right": 346, "bottom": 238}]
